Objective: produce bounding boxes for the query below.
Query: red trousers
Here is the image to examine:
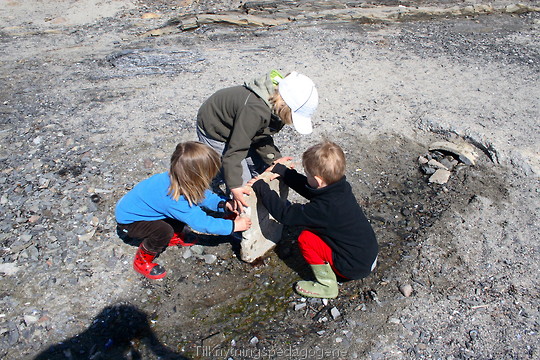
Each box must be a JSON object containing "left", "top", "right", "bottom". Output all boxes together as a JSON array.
[{"left": 297, "top": 230, "right": 346, "bottom": 279}]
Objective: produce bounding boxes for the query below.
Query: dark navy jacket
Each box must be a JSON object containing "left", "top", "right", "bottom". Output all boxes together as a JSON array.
[{"left": 252, "top": 164, "right": 378, "bottom": 279}]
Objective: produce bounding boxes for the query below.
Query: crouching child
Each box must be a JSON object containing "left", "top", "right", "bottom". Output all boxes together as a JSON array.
[
  {"left": 249, "top": 141, "right": 378, "bottom": 298},
  {"left": 115, "top": 141, "right": 251, "bottom": 280}
]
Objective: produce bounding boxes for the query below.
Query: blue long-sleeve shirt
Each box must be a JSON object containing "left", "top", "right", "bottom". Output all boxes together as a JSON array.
[{"left": 115, "top": 172, "right": 234, "bottom": 235}]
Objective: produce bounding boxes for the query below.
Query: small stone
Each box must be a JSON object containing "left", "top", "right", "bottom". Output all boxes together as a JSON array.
[
  {"left": 182, "top": 248, "right": 192, "bottom": 259},
  {"left": 250, "top": 336, "right": 259, "bottom": 345},
  {"left": 335, "top": 337, "right": 343, "bottom": 343},
  {"left": 78, "top": 229, "right": 96, "bottom": 242},
  {"left": 203, "top": 254, "right": 217, "bottom": 264},
  {"left": 143, "top": 158, "right": 153, "bottom": 168},
  {"left": 28, "top": 215, "right": 40, "bottom": 223},
  {"left": 439, "top": 157, "right": 456, "bottom": 170},
  {"left": 24, "top": 315, "right": 39, "bottom": 326},
  {"left": 421, "top": 164, "right": 436, "bottom": 175},
  {"left": 417, "top": 156, "right": 428, "bottom": 164},
  {"left": 399, "top": 284, "right": 413, "bottom": 297},
  {"left": 0, "top": 263, "right": 20, "bottom": 276},
  {"left": 294, "top": 303, "right": 307, "bottom": 311},
  {"left": 191, "top": 245, "right": 204, "bottom": 255},
  {"left": 330, "top": 307, "right": 341, "bottom": 319},
  {"left": 388, "top": 317, "right": 401, "bottom": 324},
  {"left": 429, "top": 169, "right": 451, "bottom": 184},
  {"left": 322, "top": 298, "right": 328, "bottom": 306},
  {"left": 427, "top": 159, "right": 449, "bottom": 170}
]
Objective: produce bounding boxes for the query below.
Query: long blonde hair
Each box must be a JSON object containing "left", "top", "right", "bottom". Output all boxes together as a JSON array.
[
  {"left": 168, "top": 142, "right": 221, "bottom": 205},
  {"left": 269, "top": 90, "right": 292, "bottom": 125}
]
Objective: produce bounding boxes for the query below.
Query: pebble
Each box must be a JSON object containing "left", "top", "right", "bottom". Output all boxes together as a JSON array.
[
  {"left": 191, "top": 245, "right": 205, "bottom": 255},
  {"left": 429, "top": 169, "right": 451, "bottom": 184},
  {"left": 399, "top": 284, "right": 413, "bottom": 297},
  {"left": 294, "top": 303, "right": 307, "bottom": 311},
  {"left": 182, "top": 248, "right": 192, "bottom": 259},
  {"left": 322, "top": 298, "right": 328, "bottom": 306},
  {"left": 23, "top": 315, "right": 39, "bottom": 326},
  {"left": 203, "top": 254, "right": 217, "bottom": 264},
  {"left": 330, "top": 307, "right": 341, "bottom": 319}
]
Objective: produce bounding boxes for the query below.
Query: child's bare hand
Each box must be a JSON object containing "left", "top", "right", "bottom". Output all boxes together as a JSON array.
[
  {"left": 230, "top": 187, "right": 250, "bottom": 213},
  {"left": 233, "top": 216, "right": 252, "bottom": 232},
  {"left": 224, "top": 200, "right": 237, "bottom": 214},
  {"left": 273, "top": 156, "right": 294, "bottom": 168},
  {"left": 246, "top": 176, "right": 262, "bottom": 187}
]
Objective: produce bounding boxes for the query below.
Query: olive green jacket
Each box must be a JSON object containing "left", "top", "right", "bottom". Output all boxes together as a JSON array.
[{"left": 196, "top": 72, "right": 284, "bottom": 189}]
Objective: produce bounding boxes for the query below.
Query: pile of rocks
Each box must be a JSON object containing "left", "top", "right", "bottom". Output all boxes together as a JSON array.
[{"left": 418, "top": 140, "right": 479, "bottom": 184}]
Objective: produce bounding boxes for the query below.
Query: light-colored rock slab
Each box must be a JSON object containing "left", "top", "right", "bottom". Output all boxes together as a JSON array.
[
  {"left": 429, "top": 141, "right": 478, "bottom": 166},
  {"left": 427, "top": 158, "right": 449, "bottom": 170},
  {"left": 240, "top": 171, "right": 289, "bottom": 263},
  {"left": 429, "top": 169, "right": 451, "bottom": 184}
]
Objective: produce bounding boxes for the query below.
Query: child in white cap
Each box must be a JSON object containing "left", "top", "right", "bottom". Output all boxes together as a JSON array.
[{"left": 196, "top": 70, "right": 318, "bottom": 212}]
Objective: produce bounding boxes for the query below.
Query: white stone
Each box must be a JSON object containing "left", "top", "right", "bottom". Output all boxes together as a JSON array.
[
  {"left": 203, "top": 254, "right": 217, "bottom": 264},
  {"left": 429, "top": 169, "right": 451, "bottom": 184},
  {"left": 0, "top": 263, "right": 20, "bottom": 276},
  {"left": 330, "top": 306, "right": 341, "bottom": 319},
  {"left": 240, "top": 169, "right": 289, "bottom": 263},
  {"left": 24, "top": 315, "right": 39, "bottom": 326},
  {"left": 399, "top": 283, "right": 413, "bottom": 297}
]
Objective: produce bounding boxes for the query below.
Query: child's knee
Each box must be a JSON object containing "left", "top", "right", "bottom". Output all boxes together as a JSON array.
[{"left": 298, "top": 230, "right": 319, "bottom": 246}]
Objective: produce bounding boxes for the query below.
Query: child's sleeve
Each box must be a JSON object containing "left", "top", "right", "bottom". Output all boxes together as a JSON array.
[
  {"left": 168, "top": 204, "right": 234, "bottom": 235},
  {"left": 252, "top": 180, "right": 315, "bottom": 226},
  {"left": 272, "top": 164, "right": 313, "bottom": 199},
  {"left": 199, "top": 189, "right": 227, "bottom": 212}
]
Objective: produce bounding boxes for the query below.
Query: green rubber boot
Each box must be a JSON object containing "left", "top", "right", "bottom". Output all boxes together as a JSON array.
[{"left": 295, "top": 263, "right": 338, "bottom": 299}]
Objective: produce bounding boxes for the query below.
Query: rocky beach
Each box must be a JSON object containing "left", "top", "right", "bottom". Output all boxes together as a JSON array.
[{"left": 0, "top": 1, "right": 539, "bottom": 359}]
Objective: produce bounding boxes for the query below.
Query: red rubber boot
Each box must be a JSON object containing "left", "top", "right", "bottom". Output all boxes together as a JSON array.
[
  {"left": 133, "top": 244, "right": 166, "bottom": 280},
  {"left": 168, "top": 231, "right": 198, "bottom": 247}
]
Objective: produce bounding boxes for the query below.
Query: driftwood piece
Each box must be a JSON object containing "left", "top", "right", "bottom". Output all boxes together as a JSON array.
[{"left": 429, "top": 141, "right": 479, "bottom": 166}]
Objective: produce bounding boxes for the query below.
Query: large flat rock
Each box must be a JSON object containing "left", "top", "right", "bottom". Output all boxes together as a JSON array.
[{"left": 240, "top": 172, "right": 288, "bottom": 263}]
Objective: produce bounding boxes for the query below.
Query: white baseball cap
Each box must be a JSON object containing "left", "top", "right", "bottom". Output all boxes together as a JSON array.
[{"left": 277, "top": 72, "right": 319, "bottom": 135}]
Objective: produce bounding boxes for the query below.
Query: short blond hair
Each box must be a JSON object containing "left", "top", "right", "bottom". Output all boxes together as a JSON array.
[
  {"left": 269, "top": 90, "right": 292, "bottom": 125},
  {"left": 168, "top": 142, "right": 221, "bottom": 205},
  {"left": 302, "top": 141, "right": 346, "bottom": 185}
]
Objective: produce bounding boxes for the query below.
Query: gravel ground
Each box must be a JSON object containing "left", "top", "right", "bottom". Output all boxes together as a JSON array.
[{"left": 1, "top": 1, "right": 539, "bottom": 359}]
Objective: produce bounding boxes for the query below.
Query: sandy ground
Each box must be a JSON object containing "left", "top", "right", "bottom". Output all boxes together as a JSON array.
[{"left": 1, "top": 0, "right": 539, "bottom": 359}]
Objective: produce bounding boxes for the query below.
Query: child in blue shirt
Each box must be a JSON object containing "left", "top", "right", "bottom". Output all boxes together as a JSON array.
[{"left": 115, "top": 142, "right": 252, "bottom": 280}]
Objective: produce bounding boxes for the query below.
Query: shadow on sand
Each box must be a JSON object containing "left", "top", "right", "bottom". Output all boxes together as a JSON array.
[{"left": 34, "top": 303, "right": 188, "bottom": 360}]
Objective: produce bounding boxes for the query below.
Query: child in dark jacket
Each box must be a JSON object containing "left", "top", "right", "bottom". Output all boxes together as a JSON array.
[
  {"left": 197, "top": 70, "right": 319, "bottom": 213},
  {"left": 115, "top": 142, "right": 251, "bottom": 280},
  {"left": 249, "top": 141, "right": 378, "bottom": 298}
]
